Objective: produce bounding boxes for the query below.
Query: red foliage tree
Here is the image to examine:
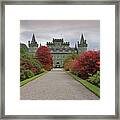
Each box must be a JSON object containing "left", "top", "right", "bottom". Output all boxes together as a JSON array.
[
  {"left": 70, "top": 50, "right": 100, "bottom": 79},
  {"left": 35, "top": 46, "right": 53, "bottom": 71}
]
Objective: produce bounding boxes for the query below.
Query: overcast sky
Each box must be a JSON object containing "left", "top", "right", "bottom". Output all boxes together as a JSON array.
[{"left": 20, "top": 20, "right": 100, "bottom": 50}]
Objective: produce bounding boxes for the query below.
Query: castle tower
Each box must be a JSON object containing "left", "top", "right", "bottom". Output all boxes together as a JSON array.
[
  {"left": 28, "top": 34, "right": 38, "bottom": 54},
  {"left": 78, "top": 34, "right": 88, "bottom": 53}
]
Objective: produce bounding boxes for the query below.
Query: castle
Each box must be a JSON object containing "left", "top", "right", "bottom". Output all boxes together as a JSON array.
[{"left": 27, "top": 34, "right": 88, "bottom": 68}]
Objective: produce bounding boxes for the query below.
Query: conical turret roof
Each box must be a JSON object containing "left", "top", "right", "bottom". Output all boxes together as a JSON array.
[
  {"left": 80, "top": 33, "right": 85, "bottom": 44},
  {"left": 32, "top": 34, "right": 36, "bottom": 42}
]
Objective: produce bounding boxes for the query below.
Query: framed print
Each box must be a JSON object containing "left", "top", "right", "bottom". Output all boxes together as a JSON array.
[{"left": 0, "top": 0, "right": 119, "bottom": 119}]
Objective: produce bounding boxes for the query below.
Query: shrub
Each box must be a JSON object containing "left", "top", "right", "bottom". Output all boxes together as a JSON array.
[
  {"left": 70, "top": 59, "right": 80, "bottom": 76},
  {"left": 20, "top": 47, "right": 26, "bottom": 55},
  {"left": 40, "top": 68, "right": 46, "bottom": 73},
  {"left": 25, "top": 70, "right": 34, "bottom": 79},
  {"left": 64, "top": 54, "right": 79, "bottom": 71},
  {"left": 87, "top": 71, "right": 100, "bottom": 87},
  {"left": 31, "top": 59, "right": 42, "bottom": 69},
  {"left": 70, "top": 50, "right": 100, "bottom": 79},
  {"left": 64, "top": 60, "right": 73, "bottom": 71},
  {"left": 31, "top": 67, "right": 39, "bottom": 75},
  {"left": 30, "top": 59, "right": 42, "bottom": 74},
  {"left": 20, "top": 58, "right": 42, "bottom": 81},
  {"left": 20, "top": 66, "right": 27, "bottom": 81},
  {"left": 20, "top": 59, "right": 33, "bottom": 70},
  {"left": 44, "top": 64, "right": 52, "bottom": 71},
  {"left": 20, "top": 70, "right": 27, "bottom": 81},
  {"left": 64, "top": 62, "right": 70, "bottom": 71}
]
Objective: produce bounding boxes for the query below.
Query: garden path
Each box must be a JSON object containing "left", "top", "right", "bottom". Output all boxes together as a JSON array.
[{"left": 20, "top": 68, "right": 99, "bottom": 100}]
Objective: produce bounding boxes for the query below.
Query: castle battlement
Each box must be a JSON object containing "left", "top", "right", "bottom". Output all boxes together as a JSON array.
[{"left": 47, "top": 38, "right": 70, "bottom": 47}]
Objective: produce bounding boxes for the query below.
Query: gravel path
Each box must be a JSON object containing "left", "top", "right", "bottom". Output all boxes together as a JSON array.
[{"left": 20, "top": 68, "right": 99, "bottom": 100}]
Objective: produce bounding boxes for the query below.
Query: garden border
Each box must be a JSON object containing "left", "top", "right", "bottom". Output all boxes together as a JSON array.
[
  {"left": 66, "top": 71, "right": 100, "bottom": 97},
  {"left": 20, "top": 71, "right": 48, "bottom": 87}
]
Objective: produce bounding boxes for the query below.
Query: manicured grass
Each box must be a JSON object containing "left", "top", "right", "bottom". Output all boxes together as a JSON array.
[
  {"left": 66, "top": 71, "right": 100, "bottom": 97},
  {"left": 20, "top": 71, "right": 48, "bottom": 87}
]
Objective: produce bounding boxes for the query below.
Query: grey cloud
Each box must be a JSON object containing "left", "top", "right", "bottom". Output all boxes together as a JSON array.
[{"left": 20, "top": 20, "right": 100, "bottom": 50}]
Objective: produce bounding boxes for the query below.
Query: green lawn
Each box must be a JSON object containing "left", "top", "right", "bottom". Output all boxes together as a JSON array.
[
  {"left": 20, "top": 71, "right": 47, "bottom": 87},
  {"left": 66, "top": 71, "right": 100, "bottom": 97}
]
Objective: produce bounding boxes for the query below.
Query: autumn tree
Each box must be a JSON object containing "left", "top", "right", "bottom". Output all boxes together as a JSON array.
[
  {"left": 64, "top": 54, "right": 79, "bottom": 71},
  {"left": 35, "top": 46, "right": 53, "bottom": 71},
  {"left": 70, "top": 50, "right": 100, "bottom": 79}
]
